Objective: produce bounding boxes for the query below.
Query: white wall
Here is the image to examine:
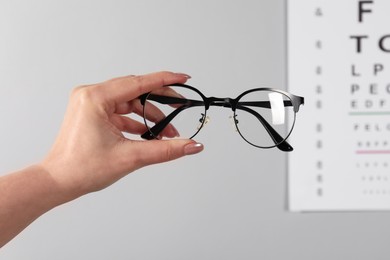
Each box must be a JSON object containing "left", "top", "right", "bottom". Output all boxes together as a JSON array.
[{"left": 1, "top": 0, "right": 389, "bottom": 259}]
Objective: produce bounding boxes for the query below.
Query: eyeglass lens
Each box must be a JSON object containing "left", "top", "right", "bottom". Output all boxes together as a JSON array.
[
  {"left": 143, "top": 86, "right": 206, "bottom": 139},
  {"left": 234, "top": 90, "right": 296, "bottom": 148}
]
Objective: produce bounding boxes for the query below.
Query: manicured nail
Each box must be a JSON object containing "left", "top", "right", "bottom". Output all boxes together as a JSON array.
[
  {"left": 175, "top": 73, "right": 191, "bottom": 79},
  {"left": 184, "top": 142, "right": 204, "bottom": 155}
]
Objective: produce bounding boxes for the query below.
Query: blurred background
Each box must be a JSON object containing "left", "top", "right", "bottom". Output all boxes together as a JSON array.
[{"left": 0, "top": 0, "right": 389, "bottom": 259}]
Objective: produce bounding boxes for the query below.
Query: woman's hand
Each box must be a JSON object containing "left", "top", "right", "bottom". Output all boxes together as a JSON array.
[{"left": 41, "top": 71, "right": 204, "bottom": 200}]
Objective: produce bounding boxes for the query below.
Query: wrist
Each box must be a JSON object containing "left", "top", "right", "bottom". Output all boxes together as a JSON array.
[{"left": 34, "top": 163, "right": 83, "bottom": 206}]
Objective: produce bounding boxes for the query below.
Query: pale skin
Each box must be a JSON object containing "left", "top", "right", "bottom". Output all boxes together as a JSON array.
[{"left": 0, "top": 71, "right": 204, "bottom": 247}]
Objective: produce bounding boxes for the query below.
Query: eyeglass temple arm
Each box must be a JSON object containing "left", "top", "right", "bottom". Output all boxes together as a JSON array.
[
  {"left": 139, "top": 94, "right": 205, "bottom": 107},
  {"left": 236, "top": 105, "right": 293, "bottom": 152},
  {"left": 238, "top": 100, "right": 293, "bottom": 108},
  {"left": 238, "top": 96, "right": 304, "bottom": 112},
  {"left": 139, "top": 94, "right": 292, "bottom": 109},
  {"left": 141, "top": 105, "right": 190, "bottom": 140}
]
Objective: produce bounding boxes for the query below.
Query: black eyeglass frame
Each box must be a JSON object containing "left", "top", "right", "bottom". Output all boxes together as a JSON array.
[{"left": 139, "top": 83, "right": 304, "bottom": 152}]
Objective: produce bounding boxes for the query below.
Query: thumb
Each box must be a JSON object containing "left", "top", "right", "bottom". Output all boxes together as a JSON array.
[{"left": 125, "top": 139, "right": 204, "bottom": 169}]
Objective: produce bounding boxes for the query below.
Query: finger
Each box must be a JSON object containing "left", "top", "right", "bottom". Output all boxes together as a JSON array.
[
  {"left": 115, "top": 101, "right": 134, "bottom": 115},
  {"left": 114, "top": 99, "right": 180, "bottom": 138},
  {"left": 115, "top": 99, "right": 145, "bottom": 116},
  {"left": 111, "top": 113, "right": 179, "bottom": 138},
  {"left": 103, "top": 71, "right": 191, "bottom": 104},
  {"left": 123, "top": 139, "right": 204, "bottom": 170},
  {"left": 110, "top": 115, "right": 147, "bottom": 135}
]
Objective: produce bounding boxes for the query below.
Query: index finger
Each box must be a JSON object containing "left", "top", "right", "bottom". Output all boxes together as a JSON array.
[{"left": 103, "top": 71, "right": 191, "bottom": 104}]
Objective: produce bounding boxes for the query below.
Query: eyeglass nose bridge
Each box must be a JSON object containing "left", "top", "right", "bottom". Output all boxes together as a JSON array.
[{"left": 205, "top": 97, "right": 237, "bottom": 110}]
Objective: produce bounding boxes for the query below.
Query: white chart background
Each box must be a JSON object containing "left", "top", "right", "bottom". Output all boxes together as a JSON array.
[{"left": 288, "top": 0, "right": 390, "bottom": 211}]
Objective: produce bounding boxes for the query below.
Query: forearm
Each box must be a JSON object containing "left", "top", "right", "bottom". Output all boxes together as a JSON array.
[{"left": 0, "top": 165, "right": 72, "bottom": 247}]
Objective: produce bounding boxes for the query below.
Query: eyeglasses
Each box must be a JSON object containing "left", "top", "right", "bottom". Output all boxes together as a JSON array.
[{"left": 139, "top": 83, "right": 304, "bottom": 152}]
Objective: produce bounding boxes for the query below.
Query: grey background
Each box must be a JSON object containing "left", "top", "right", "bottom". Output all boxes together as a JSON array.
[{"left": 1, "top": 0, "right": 389, "bottom": 259}]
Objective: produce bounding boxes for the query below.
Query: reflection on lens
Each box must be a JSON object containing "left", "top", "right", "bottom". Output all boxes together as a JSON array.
[
  {"left": 234, "top": 89, "right": 296, "bottom": 148},
  {"left": 143, "top": 85, "right": 206, "bottom": 140}
]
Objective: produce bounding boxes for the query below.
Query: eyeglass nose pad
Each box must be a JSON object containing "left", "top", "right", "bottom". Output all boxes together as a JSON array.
[
  {"left": 197, "top": 113, "right": 210, "bottom": 130},
  {"left": 229, "top": 115, "right": 239, "bottom": 132}
]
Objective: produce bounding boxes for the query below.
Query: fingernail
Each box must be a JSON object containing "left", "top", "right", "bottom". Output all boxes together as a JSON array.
[
  {"left": 184, "top": 142, "right": 204, "bottom": 155},
  {"left": 175, "top": 73, "right": 191, "bottom": 79}
]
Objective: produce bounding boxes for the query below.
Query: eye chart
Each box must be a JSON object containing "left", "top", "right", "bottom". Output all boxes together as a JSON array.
[{"left": 287, "top": 0, "right": 390, "bottom": 211}]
